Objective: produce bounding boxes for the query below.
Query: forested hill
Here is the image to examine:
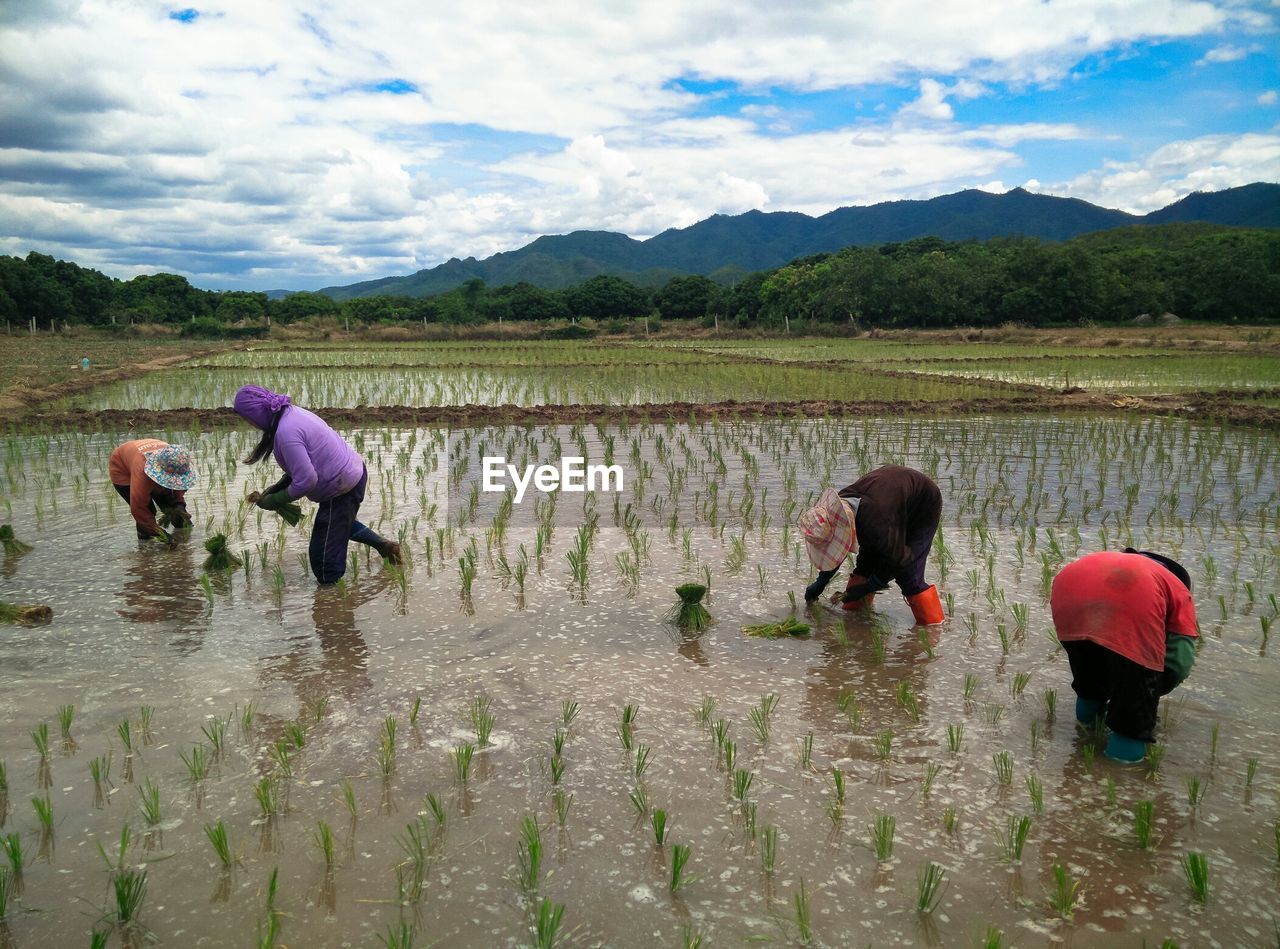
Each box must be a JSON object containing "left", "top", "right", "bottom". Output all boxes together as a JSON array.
[{"left": 320, "top": 183, "right": 1280, "bottom": 300}]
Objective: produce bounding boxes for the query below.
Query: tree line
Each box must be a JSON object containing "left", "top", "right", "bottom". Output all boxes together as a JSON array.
[{"left": 3, "top": 223, "right": 1276, "bottom": 334}]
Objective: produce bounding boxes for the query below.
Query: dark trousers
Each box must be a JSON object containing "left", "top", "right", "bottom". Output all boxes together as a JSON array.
[
  {"left": 114, "top": 483, "right": 181, "bottom": 538},
  {"left": 310, "top": 467, "right": 370, "bottom": 584},
  {"left": 893, "top": 526, "right": 937, "bottom": 596},
  {"left": 1062, "top": 640, "right": 1179, "bottom": 741}
]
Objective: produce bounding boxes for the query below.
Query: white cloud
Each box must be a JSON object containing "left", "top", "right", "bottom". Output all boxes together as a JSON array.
[
  {"left": 1195, "top": 44, "right": 1254, "bottom": 65},
  {"left": 0, "top": 0, "right": 1273, "bottom": 288},
  {"left": 1043, "top": 132, "right": 1280, "bottom": 212},
  {"left": 1260, "top": 90, "right": 1279, "bottom": 105}
]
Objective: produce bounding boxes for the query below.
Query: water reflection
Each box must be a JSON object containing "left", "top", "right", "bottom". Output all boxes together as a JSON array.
[{"left": 114, "top": 538, "right": 208, "bottom": 655}]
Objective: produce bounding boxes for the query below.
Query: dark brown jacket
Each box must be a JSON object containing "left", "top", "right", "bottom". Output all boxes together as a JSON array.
[{"left": 838, "top": 465, "right": 942, "bottom": 580}]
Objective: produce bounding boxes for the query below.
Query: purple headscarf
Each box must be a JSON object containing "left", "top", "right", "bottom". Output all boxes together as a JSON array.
[{"left": 233, "top": 385, "right": 292, "bottom": 429}]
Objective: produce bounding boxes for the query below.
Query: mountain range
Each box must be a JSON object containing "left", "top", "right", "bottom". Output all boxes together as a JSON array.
[{"left": 318, "top": 182, "right": 1280, "bottom": 300}]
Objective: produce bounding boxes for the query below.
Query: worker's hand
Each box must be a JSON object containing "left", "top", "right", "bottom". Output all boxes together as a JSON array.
[
  {"left": 804, "top": 569, "right": 837, "bottom": 602},
  {"left": 254, "top": 489, "right": 290, "bottom": 512},
  {"left": 842, "top": 574, "right": 887, "bottom": 604}
]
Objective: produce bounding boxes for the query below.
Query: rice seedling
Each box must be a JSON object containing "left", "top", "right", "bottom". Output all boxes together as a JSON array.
[
  {"left": 896, "top": 681, "right": 921, "bottom": 723},
  {"left": 711, "top": 718, "right": 730, "bottom": 748},
  {"left": 748, "top": 706, "right": 770, "bottom": 744},
  {"left": 270, "top": 739, "right": 295, "bottom": 778},
  {"left": 1105, "top": 777, "right": 1117, "bottom": 808},
  {"left": 721, "top": 739, "right": 737, "bottom": 771},
  {"left": 138, "top": 778, "right": 162, "bottom": 826},
  {"left": 651, "top": 808, "right": 668, "bottom": 846},
  {"left": 117, "top": 719, "right": 134, "bottom": 755},
  {"left": 963, "top": 674, "right": 978, "bottom": 699},
  {"left": 871, "top": 814, "right": 896, "bottom": 862},
  {"left": 533, "top": 898, "right": 565, "bottom": 949},
  {"left": 1025, "top": 774, "right": 1044, "bottom": 814},
  {"left": 1145, "top": 743, "right": 1166, "bottom": 779},
  {"left": 946, "top": 723, "right": 964, "bottom": 754},
  {"left": 628, "top": 786, "right": 650, "bottom": 817},
  {"left": 0, "top": 866, "right": 11, "bottom": 920},
  {"left": 1209, "top": 722, "right": 1220, "bottom": 762},
  {"left": 981, "top": 927, "right": 1006, "bottom": 948},
  {"left": 31, "top": 794, "right": 52, "bottom": 835},
  {"left": 921, "top": 761, "right": 942, "bottom": 796},
  {"left": 670, "top": 583, "right": 712, "bottom": 630},
  {"left": 383, "top": 714, "right": 398, "bottom": 750},
  {"left": 312, "top": 820, "right": 336, "bottom": 869},
  {"left": 742, "top": 616, "right": 809, "bottom": 638},
  {"left": 838, "top": 691, "right": 862, "bottom": 731},
  {"left": 1046, "top": 863, "right": 1082, "bottom": 919},
  {"left": 992, "top": 751, "right": 1014, "bottom": 786},
  {"left": 761, "top": 824, "right": 779, "bottom": 873},
  {"left": 89, "top": 752, "right": 113, "bottom": 789},
  {"left": 553, "top": 789, "right": 572, "bottom": 827},
  {"left": 452, "top": 743, "right": 475, "bottom": 782},
  {"left": 202, "top": 716, "right": 229, "bottom": 756},
  {"left": 830, "top": 766, "right": 846, "bottom": 804},
  {"left": 793, "top": 878, "right": 812, "bottom": 944},
  {"left": 1030, "top": 719, "right": 1042, "bottom": 754},
  {"left": 409, "top": 696, "right": 422, "bottom": 726},
  {"left": 179, "top": 744, "right": 211, "bottom": 782},
  {"left": 1245, "top": 757, "right": 1258, "bottom": 789},
  {"left": 203, "top": 533, "right": 243, "bottom": 571},
  {"left": 139, "top": 705, "right": 155, "bottom": 738},
  {"left": 0, "top": 758, "right": 5, "bottom": 794},
  {"left": 424, "top": 792, "right": 446, "bottom": 829},
  {"left": 1081, "top": 743, "right": 1095, "bottom": 771},
  {"left": 517, "top": 814, "right": 542, "bottom": 891},
  {"left": 469, "top": 697, "right": 495, "bottom": 747},
  {"left": 281, "top": 720, "right": 308, "bottom": 749},
  {"left": 996, "top": 815, "right": 1032, "bottom": 862},
  {"left": 205, "top": 819, "right": 234, "bottom": 867},
  {"left": 799, "top": 732, "right": 814, "bottom": 770},
  {"left": 30, "top": 722, "right": 49, "bottom": 758},
  {"left": 56, "top": 704, "right": 74, "bottom": 743},
  {"left": 561, "top": 699, "right": 580, "bottom": 727},
  {"left": 2, "top": 833, "right": 24, "bottom": 874},
  {"left": 682, "top": 924, "right": 704, "bottom": 949},
  {"left": 694, "top": 696, "right": 715, "bottom": 726},
  {"left": 996, "top": 624, "right": 1010, "bottom": 654},
  {"left": 111, "top": 866, "right": 148, "bottom": 924},
  {"left": 1184, "top": 775, "right": 1207, "bottom": 807},
  {"left": 943, "top": 806, "right": 957, "bottom": 834},
  {"left": 1042, "top": 689, "right": 1057, "bottom": 720},
  {"left": 0, "top": 599, "right": 53, "bottom": 626},
  {"left": 377, "top": 922, "right": 415, "bottom": 949},
  {"left": 1181, "top": 851, "right": 1210, "bottom": 903},
  {"left": 1010, "top": 671, "right": 1032, "bottom": 699},
  {"left": 1133, "top": 800, "right": 1155, "bottom": 849},
  {"left": 916, "top": 861, "right": 946, "bottom": 914},
  {"left": 633, "top": 743, "right": 652, "bottom": 779},
  {"left": 669, "top": 842, "right": 695, "bottom": 891},
  {"left": 732, "top": 767, "right": 754, "bottom": 801},
  {"left": 254, "top": 777, "right": 282, "bottom": 817},
  {"left": 874, "top": 729, "right": 893, "bottom": 761},
  {"left": 240, "top": 702, "right": 256, "bottom": 733}
]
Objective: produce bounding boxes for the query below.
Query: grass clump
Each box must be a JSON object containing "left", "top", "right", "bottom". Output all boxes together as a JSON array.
[
  {"left": 0, "top": 601, "right": 53, "bottom": 626},
  {"left": 670, "top": 583, "right": 712, "bottom": 631}
]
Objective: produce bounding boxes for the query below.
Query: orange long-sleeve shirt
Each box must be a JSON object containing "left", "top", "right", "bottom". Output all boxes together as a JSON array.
[{"left": 108, "top": 439, "right": 187, "bottom": 536}]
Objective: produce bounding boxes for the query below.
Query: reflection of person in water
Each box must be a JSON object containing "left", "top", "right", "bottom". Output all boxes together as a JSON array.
[
  {"left": 274, "top": 577, "right": 390, "bottom": 709},
  {"left": 115, "top": 539, "right": 207, "bottom": 652}
]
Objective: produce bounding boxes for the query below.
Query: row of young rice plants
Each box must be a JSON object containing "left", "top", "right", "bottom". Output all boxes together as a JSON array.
[
  {"left": 58, "top": 363, "right": 1007, "bottom": 412},
  {"left": 0, "top": 415, "right": 1277, "bottom": 945},
  {"left": 188, "top": 342, "right": 714, "bottom": 370}
]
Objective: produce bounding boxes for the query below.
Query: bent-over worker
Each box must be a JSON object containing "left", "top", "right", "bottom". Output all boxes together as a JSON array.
[
  {"left": 108, "top": 439, "right": 195, "bottom": 544},
  {"left": 800, "top": 465, "right": 945, "bottom": 625},
  {"left": 1050, "top": 548, "right": 1197, "bottom": 763}
]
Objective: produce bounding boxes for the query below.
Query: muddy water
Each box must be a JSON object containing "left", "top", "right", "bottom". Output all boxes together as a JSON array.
[{"left": 0, "top": 417, "right": 1277, "bottom": 948}]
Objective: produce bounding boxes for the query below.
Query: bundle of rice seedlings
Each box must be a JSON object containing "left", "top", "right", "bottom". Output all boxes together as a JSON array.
[
  {"left": 246, "top": 492, "right": 303, "bottom": 527},
  {"left": 743, "top": 617, "right": 811, "bottom": 639},
  {"left": 0, "top": 602, "right": 53, "bottom": 626},
  {"left": 670, "top": 584, "right": 712, "bottom": 631},
  {"left": 0, "top": 525, "right": 32, "bottom": 556},
  {"left": 202, "top": 534, "right": 243, "bottom": 572},
  {"left": 157, "top": 506, "right": 191, "bottom": 531}
]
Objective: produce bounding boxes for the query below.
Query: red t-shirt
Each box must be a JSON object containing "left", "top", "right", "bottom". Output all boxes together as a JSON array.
[{"left": 1050, "top": 551, "right": 1197, "bottom": 671}]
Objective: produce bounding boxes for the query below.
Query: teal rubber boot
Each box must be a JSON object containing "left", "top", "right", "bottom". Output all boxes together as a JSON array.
[
  {"left": 1104, "top": 733, "right": 1147, "bottom": 764},
  {"left": 1074, "top": 697, "right": 1106, "bottom": 727}
]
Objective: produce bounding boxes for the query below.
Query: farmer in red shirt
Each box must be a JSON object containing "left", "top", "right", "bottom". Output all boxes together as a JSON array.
[
  {"left": 800, "top": 465, "right": 945, "bottom": 625},
  {"left": 108, "top": 439, "right": 196, "bottom": 545},
  {"left": 1051, "top": 548, "right": 1197, "bottom": 763}
]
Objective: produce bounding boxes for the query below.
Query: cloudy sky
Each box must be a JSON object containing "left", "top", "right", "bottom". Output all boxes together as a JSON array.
[{"left": 1, "top": 0, "right": 1277, "bottom": 291}]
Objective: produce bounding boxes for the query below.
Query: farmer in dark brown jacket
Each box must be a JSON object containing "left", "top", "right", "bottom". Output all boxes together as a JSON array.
[{"left": 801, "top": 465, "right": 945, "bottom": 625}]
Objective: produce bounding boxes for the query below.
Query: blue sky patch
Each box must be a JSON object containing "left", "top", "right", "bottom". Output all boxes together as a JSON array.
[{"left": 168, "top": 8, "right": 199, "bottom": 22}]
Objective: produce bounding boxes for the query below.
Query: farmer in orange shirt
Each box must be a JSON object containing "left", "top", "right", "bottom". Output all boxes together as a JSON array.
[
  {"left": 1051, "top": 548, "right": 1198, "bottom": 763},
  {"left": 108, "top": 439, "right": 196, "bottom": 545}
]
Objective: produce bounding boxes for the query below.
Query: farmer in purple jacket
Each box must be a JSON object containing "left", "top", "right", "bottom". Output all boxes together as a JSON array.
[{"left": 233, "top": 385, "right": 402, "bottom": 584}]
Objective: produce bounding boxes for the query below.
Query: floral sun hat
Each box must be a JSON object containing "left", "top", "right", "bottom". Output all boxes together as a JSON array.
[
  {"left": 143, "top": 445, "right": 197, "bottom": 492},
  {"left": 799, "top": 488, "right": 858, "bottom": 572}
]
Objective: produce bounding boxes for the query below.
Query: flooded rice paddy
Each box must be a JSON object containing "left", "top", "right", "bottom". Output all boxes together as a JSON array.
[{"left": 1, "top": 415, "right": 1278, "bottom": 947}]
